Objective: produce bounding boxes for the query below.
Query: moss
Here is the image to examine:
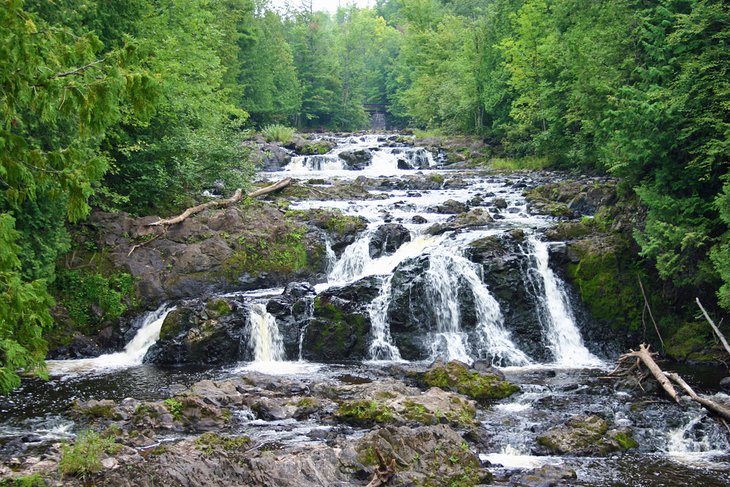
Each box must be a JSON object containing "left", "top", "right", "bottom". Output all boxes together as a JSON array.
[
  {"left": 665, "top": 321, "right": 716, "bottom": 362},
  {"left": 335, "top": 400, "right": 395, "bottom": 426},
  {"left": 159, "top": 308, "right": 186, "bottom": 341},
  {"left": 307, "top": 297, "right": 369, "bottom": 359},
  {"left": 195, "top": 432, "right": 250, "bottom": 455},
  {"left": 300, "top": 142, "right": 332, "bottom": 155},
  {"left": 0, "top": 474, "right": 45, "bottom": 487},
  {"left": 286, "top": 208, "right": 367, "bottom": 236},
  {"left": 612, "top": 431, "right": 639, "bottom": 450},
  {"left": 76, "top": 403, "right": 120, "bottom": 421},
  {"left": 163, "top": 398, "right": 183, "bottom": 421},
  {"left": 402, "top": 401, "right": 439, "bottom": 425},
  {"left": 205, "top": 298, "right": 232, "bottom": 318},
  {"left": 423, "top": 361, "right": 519, "bottom": 403},
  {"left": 293, "top": 397, "right": 317, "bottom": 408},
  {"left": 429, "top": 173, "right": 445, "bottom": 184},
  {"left": 566, "top": 239, "right": 644, "bottom": 332}
]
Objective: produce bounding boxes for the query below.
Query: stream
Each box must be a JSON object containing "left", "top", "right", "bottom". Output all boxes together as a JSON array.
[{"left": 1, "top": 134, "right": 729, "bottom": 485}]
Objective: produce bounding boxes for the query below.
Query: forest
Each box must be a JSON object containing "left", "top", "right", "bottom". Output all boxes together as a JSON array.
[{"left": 0, "top": 0, "right": 729, "bottom": 393}]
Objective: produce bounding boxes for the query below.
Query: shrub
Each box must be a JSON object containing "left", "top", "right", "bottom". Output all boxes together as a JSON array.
[{"left": 261, "top": 124, "right": 296, "bottom": 143}]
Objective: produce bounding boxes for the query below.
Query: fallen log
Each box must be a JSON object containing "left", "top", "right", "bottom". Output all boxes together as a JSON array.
[
  {"left": 365, "top": 448, "right": 397, "bottom": 487},
  {"left": 696, "top": 297, "right": 730, "bottom": 357},
  {"left": 665, "top": 372, "right": 730, "bottom": 422},
  {"left": 620, "top": 344, "right": 680, "bottom": 404},
  {"left": 147, "top": 178, "right": 292, "bottom": 227}
]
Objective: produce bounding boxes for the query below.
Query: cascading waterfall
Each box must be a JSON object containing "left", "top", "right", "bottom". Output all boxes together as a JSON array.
[
  {"left": 46, "top": 303, "right": 174, "bottom": 374},
  {"left": 667, "top": 409, "right": 730, "bottom": 461},
  {"left": 524, "top": 236, "right": 602, "bottom": 366},
  {"left": 324, "top": 239, "right": 337, "bottom": 275},
  {"left": 426, "top": 248, "right": 531, "bottom": 366},
  {"left": 328, "top": 232, "right": 372, "bottom": 282},
  {"left": 367, "top": 275, "right": 402, "bottom": 361},
  {"left": 248, "top": 303, "right": 285, "bottom": 362},
  {"left": 298, "top": 297, "right": 315, "bottom": 361}
]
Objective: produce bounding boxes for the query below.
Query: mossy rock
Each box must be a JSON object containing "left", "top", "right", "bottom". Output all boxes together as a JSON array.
[
  {"left": 195, "top": 432, "right": 250, "bottom": 455},
  {"left": 158, "top": 308, "right": 189, "bottom": 341},
  {"left": 422, "top": 361, "right": 519, "bottom": 403},
  {"left": 537, "top": 415, "right": 633, "bottom": 455},
  {"left": 286, "top": 208, "right": 367, "bottom": 236},
  {"left": 205, "top": 298, "right": 232, "bottom": 319},
  {"left": 335, "top": 400, "right": 395, "bottom": 426},
  {"left": 665, "top": 321, "right": 717, "bottom": 363},
  {"left": 302, "top": 296, "right": 371, "bottom": 361}
]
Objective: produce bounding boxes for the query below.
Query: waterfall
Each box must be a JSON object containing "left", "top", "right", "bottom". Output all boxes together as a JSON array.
[
  {"left": 298, "top": 297, "right": 315, "bottom": 361},
  {"left": 524, "top": 236, "right": 602, "bottom": 366},
  {"left": 324, "top": 239, "right": 337, "bottom": 275},
  {"left": 667, "top": 410, "right": 730, "bottom": 456},
  {"left": 46, "top": 303, "right": 174, "bottom": 374},
  {"left": 367, "top": 275, "right": 402, "bottom": 361},
  {"left": 248, "top": 303, "right": 285, "bottom": 362},
  {"left": 425, "top": 248, "right": 531, "bottom": 366},
  {"left": 328, "top": 232, "right": 372, "bottom": 282}
]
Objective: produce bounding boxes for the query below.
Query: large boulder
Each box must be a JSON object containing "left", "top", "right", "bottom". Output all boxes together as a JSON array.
[
  {"left": 420, "top": 360, "right": 519, "bottom": 403},
  {"left": 537, "top": 415, "right": 638, "bottom": 456},
  {"left": 301, "top": 277, "right": 380, "bottom": 361},
  {"left": 338, "top": 149, "right": 373, "bottom": 170},
  {"left": 144, "top": 298, "right": 247, "bottom": 365},
  {"left": 427, "top": 208, "right": 493, "bottom": 235}
]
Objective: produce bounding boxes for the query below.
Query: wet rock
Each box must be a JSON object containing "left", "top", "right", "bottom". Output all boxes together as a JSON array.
[
  {"left": 285, "top": 135, "right": 336, "bottom": 155},
  {"left": 144, "top": 297, "right": 248, "bottom": 365},
  {"left": 493, "top": 197, "right": 508, "bottom": 210},
  {"left": 430, "top": 199, "right": 469, "bottom": 214},
  {"left": 286, "top": 207, "right": 367, "bottom": 254},
  {"left": 420, "top": 360, "right": 519, "bottom": 403},
  {"left": 510, "top": 464, "right": 577, "bottom": 486},
  {"left": 537, "top": 415, "right": 637, "bottom": 456},
  {"left": 301, "top": 278, "right": 380, "bottom": 361},
  {"left": 720, "top": 376, "right": 730, "bottom": 392},
  {"left": 427, "top": 208, "right": 494, "bottom": 235},
  {"left": 339, "top": 149, "right": 372, "bottom": 170},
  {"left": 411, "top": 215, "right": 428, "bottom": 224},
  {"left": 369, "top": 223, "right": 411, "bottom": 258}
]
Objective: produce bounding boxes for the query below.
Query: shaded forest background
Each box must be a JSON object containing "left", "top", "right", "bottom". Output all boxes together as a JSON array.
[{"left": 0, "top": 0, "right": 728, "bottom": 391}]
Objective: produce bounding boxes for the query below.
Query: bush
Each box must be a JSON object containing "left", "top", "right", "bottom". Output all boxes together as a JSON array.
[
  {"left": 59, "top": 430, "right": 118, "bottom": 480},
  {"left": 261, "top": 124, "right": 296, "bottom": 143}
]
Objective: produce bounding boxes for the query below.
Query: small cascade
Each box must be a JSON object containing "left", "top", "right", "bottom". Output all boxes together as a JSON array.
[
  {"left": 367, "top": 275, "right": 402, "bottom": 361},
  {"left": 426, "top": 248, "right": 531, "bottom": 366},
  {"left": 524, "top": 236, "right": 602, "bottom": 366},
  {"left": 248, "top": 303, "right": 285, "bottom": 362},
  {"left": 667, "top": 410, "right": 730, "bottom": 461},
  {"left": 324, "top": 239, "right": 337, "bottom": 275},
  {"left": 298, "top": 298, "right": 315, "bottom": 361},
  {"left": 286, "top": 154, "right": 344, "bottom": 172},
  {"left": 46, "top": 303, "right": 174, "bottom": 374},
  {"left": 328, "top": 232, "right": 372, "bottom": 282}
]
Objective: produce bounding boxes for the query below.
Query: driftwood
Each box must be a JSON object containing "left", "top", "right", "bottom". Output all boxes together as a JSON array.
[
  {"left": 608, "top": 343, "right": 730, "bottom": 423},
  {"left": 638, "top": 276, "right": 665, "bottom": 350},
  {"left": 365, "top": 448, "right": 397, "bottom": 487},
  {"left": 696, "top": 297, "right": 730, "bottom": 357},
  {"left": 665, "top": 371, "right": 730, "bottom": 422},
  {"left": 620, "top": 344, "right": 680, "bottom": 403},
  {"left": 147, "top": 178, "right": 292, "bottom": 227}
]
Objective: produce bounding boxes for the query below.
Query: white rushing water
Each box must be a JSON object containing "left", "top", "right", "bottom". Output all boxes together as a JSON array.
[
  {"left": 426, "top": 248, "right": 532, "bottom": 366},
  {"left": 524, "top": 236, "right": 603, "bottom": 367},
  {"left": 367, "top": 275, "right": 402, "bottom": 361},
  {"left": 667, "top": 409, "right": 730, "bottom": 466},
  {"left": 46, "top": 303, "right": 174, "bottom": 375},
  {"left": 247, "top": 303, "right": 285, "bottom": 362}
]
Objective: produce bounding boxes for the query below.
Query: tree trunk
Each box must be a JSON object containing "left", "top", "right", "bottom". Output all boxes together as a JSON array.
[
  {"left": 147, "top": 178, "right": 291, "bottom": 227},
  {"left": 621, "top": 344, "right": 680, "bottom": 403}
]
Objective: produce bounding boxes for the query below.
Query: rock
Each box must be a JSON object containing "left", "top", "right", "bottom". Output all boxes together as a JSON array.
[
  {"left": 421, "top": 360, "right": 519, "bottom": 403},
  {"left": 285, "top": 135, "right": 336, "bottom": 155},
  {"left": 339, "top": 149, "right": 372, "bottom": 170},
  {"left": 493, "top": 198, "right": 508, "bottom": 210},
  {"left": 430, "top": 199, "right": 469, "bottom": 214},
  {"left": 369, "top": 223, "right": 411, "bottom": 258},
  {"left": 510, "top": 464, "right": 577, "bottom": 487},
  {"left": 537, "top": 415, "right": 637, "bottom": 456},
  {"left": 411, "top": 215, "right": 428, "bottom": 224},
  {"left": 301, "top": 278, "right": 380, "bottom": 361},
  {"left": 102, "top": 457, "right": 119, "bottom": 470},
  {"left": 144, "top": 297, "right": 249, "bottom": 365},
  {"left": 720, "top": 377, "right": 730, "bottom": 392},
  {"left": 427, "top": 208, "right": 494, "bottom": 235}
]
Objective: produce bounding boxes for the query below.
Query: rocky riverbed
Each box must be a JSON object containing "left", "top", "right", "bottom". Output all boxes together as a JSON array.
[{"left": 2, "top": 132, "right": 729, "bottom": 486}]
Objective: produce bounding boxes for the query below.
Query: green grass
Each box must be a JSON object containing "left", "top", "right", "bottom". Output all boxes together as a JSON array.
[
  {"left": 261, "top": 124, "right": 296, "bottom": 143},
  {"left": 58, "top": 430, "right": 118, "bottom": 480},
  {"left": 488, "top": 156, "right": 550, "bottom": 171}
]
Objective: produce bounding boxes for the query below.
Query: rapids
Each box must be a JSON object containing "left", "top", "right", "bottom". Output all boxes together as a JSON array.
[{"left": 1, "top": 133, "right": 728, "bottom": 486}]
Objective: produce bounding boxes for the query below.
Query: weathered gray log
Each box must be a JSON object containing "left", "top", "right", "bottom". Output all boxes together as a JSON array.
[
  {"left": 696, "top": 297, "right": 730, "bottom": 357},
  {"left": 665, "top": 371, "right": 730, "bottom": 422},
  {"left": 147, "top": 178, "right": 292, "bottom": 227},
  {"left": 621, "top": 343, "right": 680, "bottom": 403}
]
